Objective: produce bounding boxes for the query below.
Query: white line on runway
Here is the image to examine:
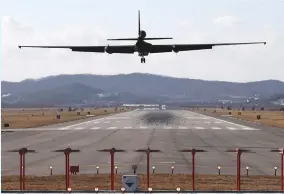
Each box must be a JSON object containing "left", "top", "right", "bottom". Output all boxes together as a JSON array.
[
  {"left": 140, "top": 126, "right": 148, "bottom": 129},
  {"left": 107, "top": 117, "right": 129, "bottom": 120},
  {"left": 226, "top": 127, "right": 236, "bottom": 130},
  {"left": 124, "top": 126, "right": 132, "bottom": 129},
  {"left": 214, "top": 121, "right": 222, "bottom": 124},
  {"left": 93, "top": 121, "right": 100, "bottom": 124},
  {"left": 103, "top": 121, "right": 110, "bottom": 124},
  {"left": 164, "top": 126, "right": 172, "bottom": 129},
  {"left": 204, "top": 121, "right": 211, "bottom": 124},
  {"left": 91, "top": 127, "right": 101, "bottom": 130},
  {"left": 195, "top": 127, "right": 205, "bottom": 129},
  {"left": 192, "top": 112, "right": 261, "bottom": 131},
  {"left": 178, "top": 126, "right": 187, "bottom": 129},
  {"left": 186, "top": 117, "right": 208, "bottom": 119},
  {"left": 211, "top": 127, "right": 221, "bottom": 130},
  {"left": 107, "top": 127, "right": 117, "bottom": 129},
  {"left": 75, "top": 127, "right": 84, "bottom": 130}
]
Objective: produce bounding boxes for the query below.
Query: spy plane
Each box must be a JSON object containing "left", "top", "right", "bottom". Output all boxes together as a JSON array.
[{"left": 19, "top": 11, "right": 266, "bottom": 63}]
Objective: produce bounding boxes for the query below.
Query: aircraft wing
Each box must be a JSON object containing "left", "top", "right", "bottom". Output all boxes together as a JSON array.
[
  {"left": 149, "top": 42, "right": 266, "bottom": 53},
  {"left": 18, "top": 45, "right": 135, "bottom": 53}
]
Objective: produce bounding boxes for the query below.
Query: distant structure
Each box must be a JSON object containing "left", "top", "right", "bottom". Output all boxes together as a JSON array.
[{"left": 123, "top": 104, "right": 166, "bottom": 110}]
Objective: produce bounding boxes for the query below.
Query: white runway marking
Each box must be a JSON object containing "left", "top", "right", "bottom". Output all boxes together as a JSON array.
[
  {"left": 123, "top": 126, "right": 132, "bottom": 129},
  {"left": 91, "top": 127, "right": 100, "bottom": 130},
  {"left": 164, "top": 126, "right": 172, "bottom": 129},
  {"left": 140, "top": 126, "right": 148, "bottom": 129},
  {"left": 75, "top": 127, "right": 84, "bottom": 130},
  {"left": 107, "top": 117, "right": 129, "bottom": 120},
  {"left": 93, "top": 121, "right": 100, "bottom": 124},
  {"left": 186, "top": 117, "right": 208, "bottom": 119},
  {"left": 211, "top": 127, "right": 221, "bottom": 130},
  {"left": 178, "top": 126, "right": 187, "bottom": 129},
  {"left": 215, "top": 121, "right": 222, "bottom": 124},
  {"left": 204, "top": 121, "right": 211, "bottom": 124},
  {"left": 103, "top": 121, "right": 110, "bottom": 124},
  {"left": 195, "top": 127, "right": 205, "bottom": 129},
  {"left": 226, "top": 127, "right": 236, "bottom": 130},
  {"left": 107, "top": 127, "right": 117, "bottom": 129}
]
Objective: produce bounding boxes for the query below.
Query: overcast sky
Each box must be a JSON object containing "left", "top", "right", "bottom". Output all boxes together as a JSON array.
[{"left": 1, "top": 0, "right": 284, "bottom": 82}]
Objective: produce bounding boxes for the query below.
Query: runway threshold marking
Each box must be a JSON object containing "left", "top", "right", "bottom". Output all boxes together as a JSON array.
[
  {"left": 195, "top": 127, "right": 205, "bottom": 129},
  {"left": 178, "top": 126, "right": 187, "bottom": 129},
  {"left": 107, "top": 127, "right": 117, "bottom": 129},
  {"left": 75, "top": 127, "right": 84, "bottom": 130},
  {"left": 91, "top": 127, "right": 101, "bottom": 130},
  {"left": 124, "top": 126, "right": 132, "bottom": 129},
  {"left": 191, "top": 112, "right": 261, "bottom": 131},
  {"left": 211, "top": 127, "right": 221, "bottom": 130}
]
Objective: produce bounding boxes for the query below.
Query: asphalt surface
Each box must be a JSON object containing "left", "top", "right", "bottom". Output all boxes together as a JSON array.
[{"left": 1, "top": 110, "right": 284, "bottom": 176}]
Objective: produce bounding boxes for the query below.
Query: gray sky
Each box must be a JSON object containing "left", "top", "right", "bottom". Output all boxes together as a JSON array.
[{"left": 1, "top": 0, "right": 284, "bottom": 82}]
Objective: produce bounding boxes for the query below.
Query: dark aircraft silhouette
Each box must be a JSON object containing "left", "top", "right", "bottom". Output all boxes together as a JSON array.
[{"left": 19, "top": 11, "right": 266, "bottom": 63}]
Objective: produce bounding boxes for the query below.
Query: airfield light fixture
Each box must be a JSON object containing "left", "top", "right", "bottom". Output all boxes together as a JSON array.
[
  {"left": 96, "top": 166, "right": 99, "bottom": 169},
  {"left": 50, "top": 165, "right": 53, "bottom": 169},
  {"left": 152, "top": 166, "right": 155, "bottom": 169},
  {"left": 67, "top": 187, "right": 72, "bottom": 192},
  {"left": 121, "top": 187, "right": 125, "bottom": 192},
  {"left": 246, "top": 166, "right": 249, "bottom": 170},
  {"left": 148, "top": 187, "right": 152, "bottom": 192},
  {"left": 171, "top": 165, "right": 175, "bottom": 169},
  {"left": 274, "top": 166, "right": 278, "bottom": 170},
  {"left": 95, "top": 187, "right": 99, "bottom": 192},
  {"left": 176, "top": 187, "right": 181, "bottom": 192}
]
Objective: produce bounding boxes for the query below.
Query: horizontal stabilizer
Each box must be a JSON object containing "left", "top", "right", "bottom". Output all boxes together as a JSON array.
[
  {"left": 107, "top": 37, "right": 173, "bottom": 41},
  {"left": 144, "top": 37, "right": 173, "bottom": 40},
  {"left": 107, "top": 38, "right": 138, "bottom": 41}
]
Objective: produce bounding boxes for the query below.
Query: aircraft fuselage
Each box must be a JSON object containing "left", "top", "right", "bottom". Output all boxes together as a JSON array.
[{"left": 135, "top": 38, "right": 151, "bottom": 57}]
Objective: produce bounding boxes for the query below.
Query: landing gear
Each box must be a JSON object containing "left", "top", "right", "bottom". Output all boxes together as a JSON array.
[{"left": 141, "top": 57, "right": 146, "bottom": 63}]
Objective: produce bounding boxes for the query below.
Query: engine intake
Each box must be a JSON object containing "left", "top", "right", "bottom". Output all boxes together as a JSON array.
[
  {"left": 104, "top": 46, "right": 112, "bottom": 54},
  {"left": 172, "top": 45, "right": 179, "bottom": 53}
]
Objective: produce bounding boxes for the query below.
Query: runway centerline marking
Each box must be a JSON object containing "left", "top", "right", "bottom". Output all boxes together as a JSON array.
[
  {"left": 195, "top": 127, "right": 205, "bottom": 129},
  {"left": 211, "top": 127, "right": 221, "bottom": 130},
  {"left": 91, "top": 127, "right": 100, "bottom": 130},
  {"left": 107, "top": 127, "right": 117, "bottom": 129},
  {"left": 124, "top": 126, "right": 132, "bottom": 129}
]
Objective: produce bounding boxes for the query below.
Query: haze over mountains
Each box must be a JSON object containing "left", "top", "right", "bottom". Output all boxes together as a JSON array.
[{"left": 2, "top": 73, "right": 284, "bottom": 108}]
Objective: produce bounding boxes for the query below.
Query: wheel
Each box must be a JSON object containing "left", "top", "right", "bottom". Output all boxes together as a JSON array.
[
  {"left": 143, "top": 58, "right": 146, "bottom": 63},
  {"left": 141, "top": 58, "right": 143, "bottom": 63}
]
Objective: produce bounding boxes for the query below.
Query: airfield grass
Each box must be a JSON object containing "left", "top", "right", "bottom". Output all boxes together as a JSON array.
[
  {"left": 1, "top": 107, "right": 129, "bottom": 129},
  {"left": 196, "top": 108, "right": 284, "bottom": 129},
  {"left": 1, "top": 174, "right": 282, "bottom": 191}
]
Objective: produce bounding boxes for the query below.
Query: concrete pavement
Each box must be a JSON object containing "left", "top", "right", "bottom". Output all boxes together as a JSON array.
[{"left": 1, "top": 110, "right": 283, "bottom": 176}]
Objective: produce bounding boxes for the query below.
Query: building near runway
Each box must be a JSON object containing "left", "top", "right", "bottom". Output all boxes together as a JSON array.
[{"left": 123, "top": 104, "right": 166, "bottom": 110}]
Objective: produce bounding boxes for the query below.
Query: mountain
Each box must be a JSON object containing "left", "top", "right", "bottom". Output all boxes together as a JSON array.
[{"left": 2, "top": 73, "right": 284, "bottom": 107}]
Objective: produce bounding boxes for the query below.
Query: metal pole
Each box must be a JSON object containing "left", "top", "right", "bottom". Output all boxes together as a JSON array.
[
  {"left": 67, "top": 153, "right": 70, "bottom": 189},
  {"left": 20, "top": 153, "right": 23, "bottom": 190},
  {"left": 192, "top": 149, "right": 195, "bottom": 191},
  {"left": 110, "top": 150, "right": 114, "bottom": 191},
  {"left": 281, "top": 151, "right": 283, "bottom": 191},
  {"left": 23, "top": 153, "right": 25, "bottom": 190},
  {"left": 238, "top": 150, "right": 241, "bottom": 190},
  {"left": 147, "top": 151, "right": 150, "bottom": 189},
  {"left": 65, "top": 153, "right": 68, "bottom": 190},
  {"left": 236, "top": 149, "right": 240, "bottom": 191}
]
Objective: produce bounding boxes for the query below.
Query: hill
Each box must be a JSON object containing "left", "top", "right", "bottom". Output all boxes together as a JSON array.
[{"left": 2, "top": 73, "right": 284, "bottom": 107}]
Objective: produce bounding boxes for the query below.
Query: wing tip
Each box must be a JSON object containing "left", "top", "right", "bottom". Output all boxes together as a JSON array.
[{"left": 18, "top": 46, "right": 22, "bottom": 49}]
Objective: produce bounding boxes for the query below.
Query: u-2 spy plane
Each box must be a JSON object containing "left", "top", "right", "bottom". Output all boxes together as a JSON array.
[{"left": 19, "top": 11, "right": 266, "bottom": 63}]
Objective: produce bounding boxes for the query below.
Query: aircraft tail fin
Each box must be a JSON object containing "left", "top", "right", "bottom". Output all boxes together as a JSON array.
[{"left": 138, "top": 10, "right": 140, "bottom": 36}]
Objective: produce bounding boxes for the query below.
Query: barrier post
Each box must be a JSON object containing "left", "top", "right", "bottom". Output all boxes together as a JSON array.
[
  {"left": 179, "top": 148, "right": 206, "bottom": 190},
  {"left": 53, "top": 147, "right": 80, "bottom": 191},
  {"left": 7, "top": 147, "right": 36, "bottom": 191},
  {"left": 281, "top": 149, "right": 284, "bottom": 191},
  {"left": 97, "top": 147, "right": 126, "bottom": 191},
  {"left": 134, "top": 147, "right": 161, "bottom": 189},
  {"left": 270, "top": 148, "right": 284, "bottom": 190}
]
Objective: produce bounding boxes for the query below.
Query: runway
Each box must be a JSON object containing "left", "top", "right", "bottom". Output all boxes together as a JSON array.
[{"left": 1, "top": 110, "right": 283, "bottom": 176}]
